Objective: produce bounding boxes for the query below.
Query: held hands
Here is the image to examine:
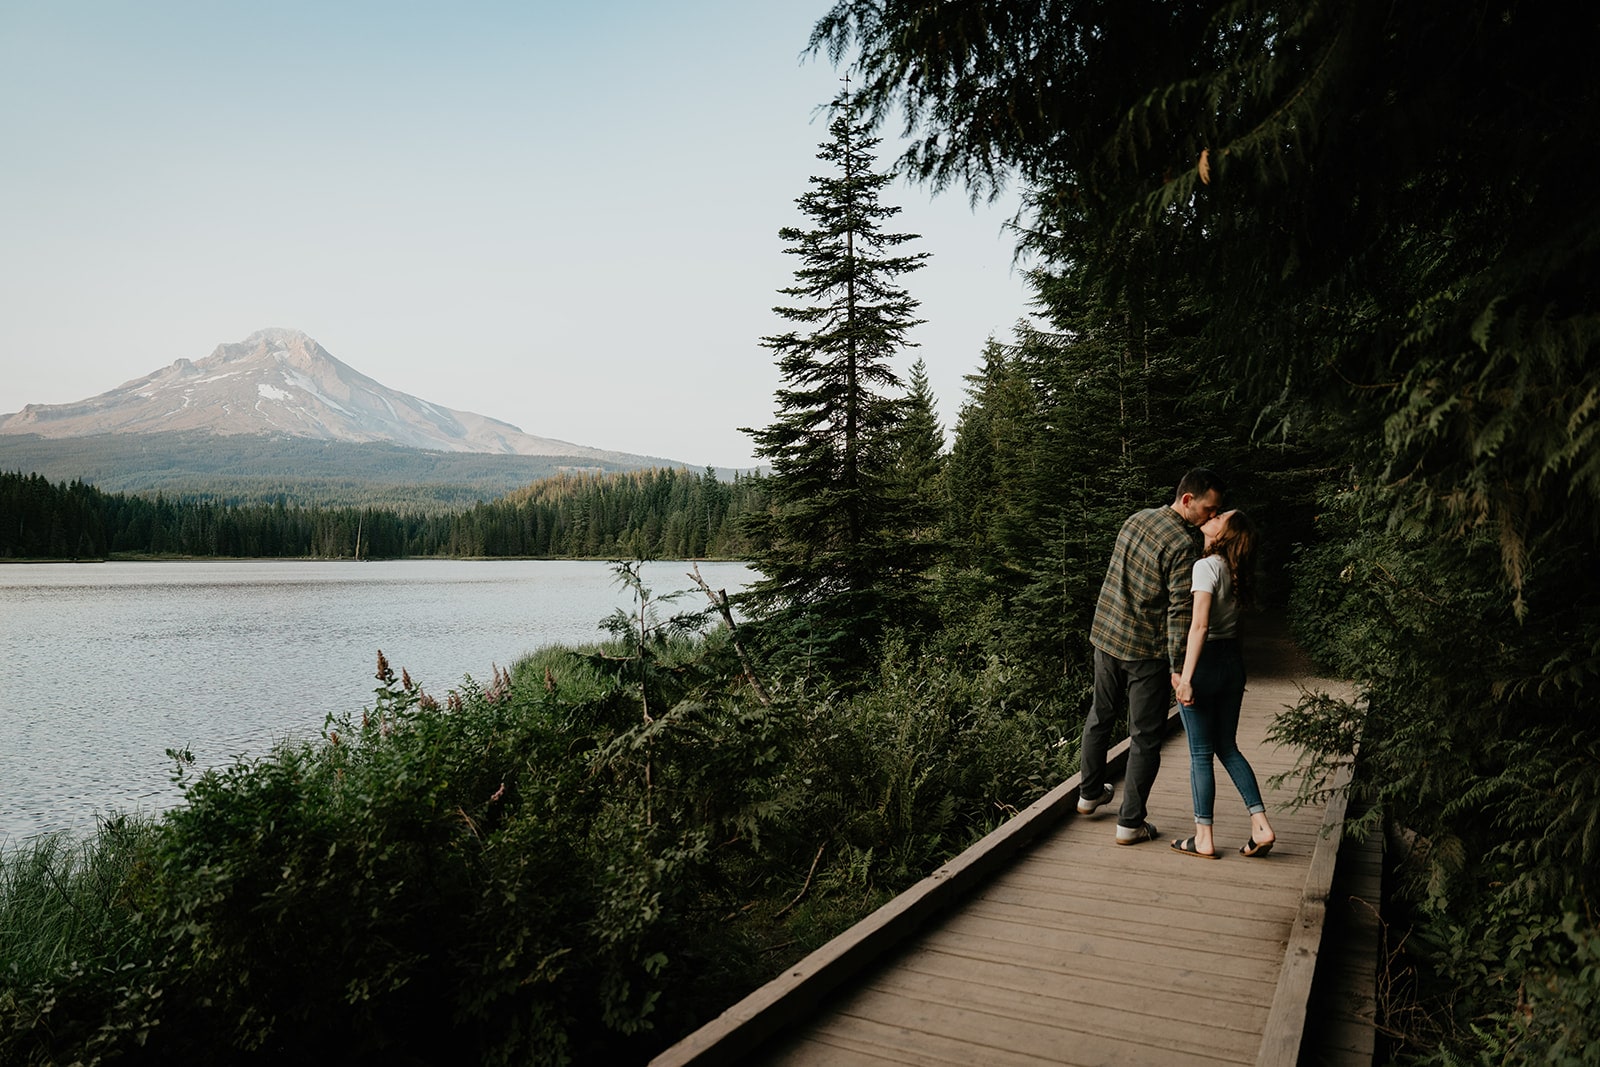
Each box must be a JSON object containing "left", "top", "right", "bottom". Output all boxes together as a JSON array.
[{"left": 1173, "top": 674, "right": 1194, "bottom": 706}]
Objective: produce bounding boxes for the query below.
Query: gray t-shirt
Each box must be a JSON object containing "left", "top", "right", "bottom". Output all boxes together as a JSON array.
[{"left": 1191, "top": 554, "right": 1239, "bottom": 640}]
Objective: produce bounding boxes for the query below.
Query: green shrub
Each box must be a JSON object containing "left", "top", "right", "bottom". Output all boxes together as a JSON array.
[{"left": 131, "top": 645, "right": 768, "bottom": 1064}]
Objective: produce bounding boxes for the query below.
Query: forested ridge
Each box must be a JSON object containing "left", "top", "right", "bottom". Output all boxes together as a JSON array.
[
  {"left": 0, "top": 429, "right": 689, "bottom": 509},
  {"left": 3, "top": 3, "right": 1597, "bottom": 1063},
  {"left": 0, "top": 466, "right": 764, "bottom": 561}
]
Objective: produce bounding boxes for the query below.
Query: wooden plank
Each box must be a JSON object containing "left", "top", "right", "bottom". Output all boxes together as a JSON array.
[
  {"left": 800, "top": 987, "right": 1251, "bottom": 1067},
  {"left": 1300, "top": 791, "right": 1383, "bottom": 1066},
  {"left": 879, "top": 947, "right": 1271, "bottom": 1049},
  {"left": 980, "top": 860, "right": 1305, "bottom": 910},
  {"left": 994, "top": 864, "right": 1304, "bottom": 913},
  {"left": 766, "top": 1012, "right": 1083, "bottom": 1067},
  {"left": 765, "top": 1032, "right": 943, "bottom": 1067},
  {"left": 1253, "top": 757, "right": 1355, "bottom": 1067},
  {"left": 926, "top": 917, "right": 1285, "bottom": 988},
  {"left": 968, "top": 889, "right": 1297, "bottom": 945},
  {"left": 895, "top": 942, "right": 1272, "bottom": 1016}
]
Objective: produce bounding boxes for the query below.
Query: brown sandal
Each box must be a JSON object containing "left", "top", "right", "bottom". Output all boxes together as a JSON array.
[{"left": 1171, "top": 836, "right": 1218, "bottom": 859}]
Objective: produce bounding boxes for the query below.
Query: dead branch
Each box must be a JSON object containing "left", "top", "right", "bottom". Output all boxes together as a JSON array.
[
  {"left": 689, "top": 563, "right": 772, "bottom": 705},
  {"left": 775, "top": 842, "right": 827, "bottom": 919}
]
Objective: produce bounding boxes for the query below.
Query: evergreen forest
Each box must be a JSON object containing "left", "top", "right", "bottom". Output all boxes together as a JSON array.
[
  {"left": 0, "top": 466, "right": 764, "bottom": 562},
  {"left": 2, "top": 3, "right": 1597, "bottom": 1064}
]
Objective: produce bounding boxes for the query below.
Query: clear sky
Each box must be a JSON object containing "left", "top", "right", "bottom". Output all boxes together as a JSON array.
[{"left": 0, "top": 2, "right": 1035, "bottom": 471}]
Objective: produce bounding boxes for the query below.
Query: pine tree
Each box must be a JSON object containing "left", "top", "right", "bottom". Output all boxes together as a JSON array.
[
  {"left": 742, "top": 93, "right": 931, "bottom": 675},
  {"left": 891, "top": 358, "right": 946, "bottom": 544},
  {"left": 942, "top": 341, "right": 1035, "bottom": 577}
]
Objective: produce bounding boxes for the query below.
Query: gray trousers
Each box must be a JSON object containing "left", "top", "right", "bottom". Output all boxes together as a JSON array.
[{"left": 1081, "top": 649, "right": 1171, "bottom": 829}]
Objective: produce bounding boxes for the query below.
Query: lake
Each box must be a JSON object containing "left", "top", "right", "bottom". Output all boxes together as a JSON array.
[{"left": 0, "top": 559, "right": 755, "bottom": 843}]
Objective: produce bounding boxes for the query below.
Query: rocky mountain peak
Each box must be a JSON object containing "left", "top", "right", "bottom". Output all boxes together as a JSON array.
[
  {"left": 243, "top": 326, "right": 311, "bottom": 347},
  {"left": 0, "top": 330, "right": 642, "bottom": 461}
]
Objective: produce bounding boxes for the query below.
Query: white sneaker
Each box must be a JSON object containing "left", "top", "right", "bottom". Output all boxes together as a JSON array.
[
  {"left": 1115, "top": 820, "right": 1160, "bottom": 845},
  {"left": 1077, "top": 783, "right": 1114, "bottom": 815}
]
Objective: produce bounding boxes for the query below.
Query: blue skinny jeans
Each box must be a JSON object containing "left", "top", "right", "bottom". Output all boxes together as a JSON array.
[{"left": 1178, "top": 639, "right": 1266, "bottom": 825}]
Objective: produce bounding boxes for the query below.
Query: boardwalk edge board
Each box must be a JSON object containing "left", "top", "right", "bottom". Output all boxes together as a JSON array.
[
  {"left": 1253, "top": 751, "right": 1359, "bottom": 1067},
  {"left": 648, "top": 710, "right": 1177, "bottom": 1066}
]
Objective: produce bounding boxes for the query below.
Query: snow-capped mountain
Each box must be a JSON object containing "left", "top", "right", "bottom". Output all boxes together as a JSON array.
[{"left": 0, "top": 328, "right": 631, "bottom": 460}]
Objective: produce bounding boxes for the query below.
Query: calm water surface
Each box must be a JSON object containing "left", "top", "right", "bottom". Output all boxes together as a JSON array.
[{"left": 0, "top": 559, "right": 754, "bottom": 842}]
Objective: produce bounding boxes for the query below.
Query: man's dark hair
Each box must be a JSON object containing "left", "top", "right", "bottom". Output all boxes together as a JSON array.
[{"left": 1175, "top": 467, "right": 1227, "bottom": 500}]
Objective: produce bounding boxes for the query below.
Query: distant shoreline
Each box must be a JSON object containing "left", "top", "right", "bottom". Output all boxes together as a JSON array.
[{"left": 0, "top": 554, "right": 752, "bottom": 565}]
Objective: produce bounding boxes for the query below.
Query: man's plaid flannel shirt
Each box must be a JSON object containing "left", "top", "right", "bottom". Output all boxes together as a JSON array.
[{"left": 1089, "top": 505, "right": 1204, "bottom": 672}]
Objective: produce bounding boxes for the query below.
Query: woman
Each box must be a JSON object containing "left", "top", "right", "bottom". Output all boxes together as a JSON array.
[{"left": 1169, "top": 509, "right": 1277, "bottom": 859}]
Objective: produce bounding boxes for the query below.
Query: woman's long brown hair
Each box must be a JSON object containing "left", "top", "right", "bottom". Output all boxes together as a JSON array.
[{"left": 1207, "top": 510, "right": 1257, "bottom": 609}]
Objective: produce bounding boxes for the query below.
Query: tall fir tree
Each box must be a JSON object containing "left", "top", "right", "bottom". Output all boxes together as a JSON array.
[
  {"left": 742, "top": 93, "right": 932, "bottom": 676},
  {"left": 891, "top": 358, "right": 947, "bottom": 544}
]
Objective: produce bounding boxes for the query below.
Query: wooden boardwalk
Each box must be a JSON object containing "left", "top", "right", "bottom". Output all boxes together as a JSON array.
[{"left": 653, "top": 622, "right": 1379, "bottom": 1067}]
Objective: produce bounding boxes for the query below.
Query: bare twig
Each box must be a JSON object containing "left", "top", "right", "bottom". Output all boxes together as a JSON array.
[
  {"left": 689, "top": 563, "right": 772, "bottom": 705},
  {"left": 775, "top": 843, "right": 827, "bottom": 919},
  {"left": 720, "top": 899, "right": 762, "bottom": 922}
]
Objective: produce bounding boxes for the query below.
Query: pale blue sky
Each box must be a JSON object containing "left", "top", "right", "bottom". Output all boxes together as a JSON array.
[{"left": 0, "top": 2, "right": 1033, "bottom": 470}]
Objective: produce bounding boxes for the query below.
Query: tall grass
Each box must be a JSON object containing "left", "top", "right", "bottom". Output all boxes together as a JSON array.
[
  {"left": 0, "top": 816, "right": 155, "bottom": 981},
  {"left": 0, "top": 815, "right": 163, "bottom": 1064}
]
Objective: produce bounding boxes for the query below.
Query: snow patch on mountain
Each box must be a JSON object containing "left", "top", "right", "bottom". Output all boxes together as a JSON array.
[{"left": 0, "top": 328, "right": 649, "bottom": 461}]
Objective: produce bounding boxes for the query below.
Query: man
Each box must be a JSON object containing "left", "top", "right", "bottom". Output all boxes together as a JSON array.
[{"left": 1076, "top": 468, "right": 1226, "bottom": 844}]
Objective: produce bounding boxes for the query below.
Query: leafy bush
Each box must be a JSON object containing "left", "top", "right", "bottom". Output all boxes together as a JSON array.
[{"left": 132, "top": 630, "right": 799, "bottom": 1065}]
